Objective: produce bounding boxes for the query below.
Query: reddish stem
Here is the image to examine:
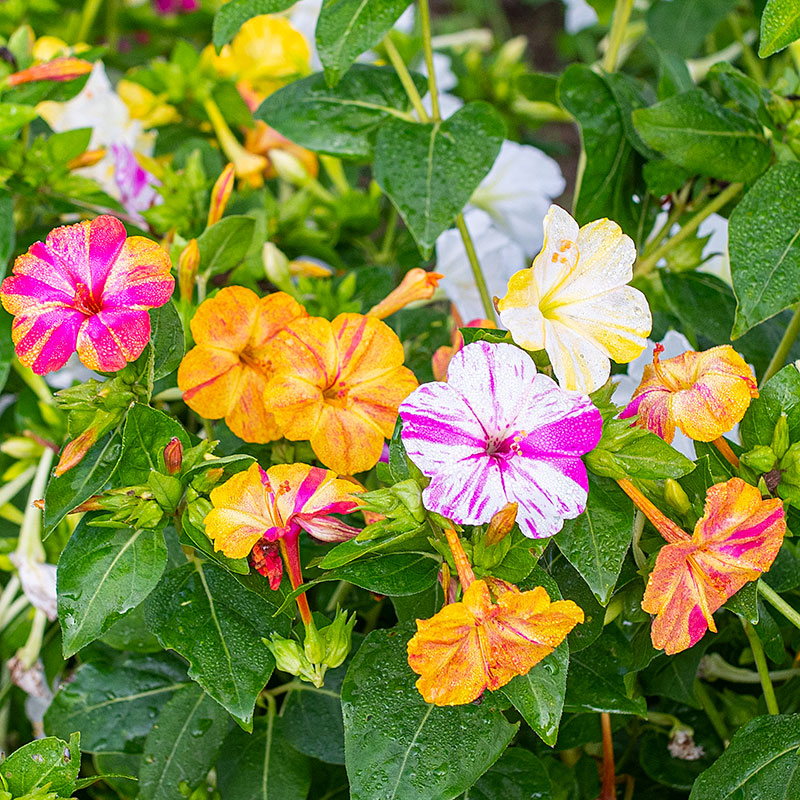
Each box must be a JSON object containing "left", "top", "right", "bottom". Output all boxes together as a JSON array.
[
  {"left": 599, "top": 712, "right": 616, "bottom": 800},
  {"left": 712, "top": 436, "right": 740, "bottom": 469},
  {"left": 444, "top": 527, "right": 476, "bottom": 589},
  {"left": 279, "top": 529, "right": 312, "bottom": 626},
  {"left": 616, "top": 479, "right": 689, "bottom": 544}
]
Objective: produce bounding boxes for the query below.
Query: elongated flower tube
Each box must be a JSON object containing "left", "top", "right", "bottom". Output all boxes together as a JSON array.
[
  {"left": 496, "top": 205, "right": 652, "bottom": 393},
  {"left": 400, "top": 340, "right": 602, "bottom": 538},
  {"left": 618, "top": 478, "right": 785, "bottom": 654},
  {"left": 367, "top": 268, "right": 443, "bottom": 320},
  {"left": 207, "top": 163, "right": 235, "bottom": 227},
  {"left": 6, "top": 57, "right": 92, "bottom": 86},
  {"left": 0, "top": 216, "right": 174, "bottom": 374},
  {"left": 203, "top": 97, "right": 267, "bottom": 187}
]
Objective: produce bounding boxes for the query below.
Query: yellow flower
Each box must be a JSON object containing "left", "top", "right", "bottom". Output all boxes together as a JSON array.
[
  {"left": 496, "top": 205, "right": 652, "bottom": 393},
  {"left": 117, "top": 80, "right": 180, "bottom": 128}
]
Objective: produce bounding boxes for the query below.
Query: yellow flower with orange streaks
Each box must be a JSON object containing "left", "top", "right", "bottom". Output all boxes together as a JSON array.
[
  {"left": 620, "top": 344, "right": 758, "bottom": 443},
  {"left": 244, "top": 122, "right": 318, "bottom": 181},
  {"left": 264, "top": 313, "right": 418, "bottom": 475},
  {"left": 177, "top": 286, "right": 306, "bottom": 443},
  {"left": 407, "top": 578, "right": 583, "bottom": 706}
]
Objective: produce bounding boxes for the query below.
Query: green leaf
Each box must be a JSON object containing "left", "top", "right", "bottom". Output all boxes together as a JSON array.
[
  {"left": 555, "top": 475, "right": 632, "bottom": 605},
  {"left": 724, "top": 580, "right": 759, "bottom": 624},
  {"left": 0, "top": 103, "right": 38, "bottom": 136},
  {"left": 47, "top": 128, "right": 92, "bottom": 164},
  {"left": 0, "top": 734, "right": 80, "bottom": 798},
  {"left": 197, "top": 216, "right": 256, "bottom": 278},
  {"left": 601, "top": 430, "right": 695, "bottom": 480},
  {"left": 740, "top": 366, "right": 800, "bottom": 448},
  {"left": 374, "top": 102, "right": 505, "bottom": 256},
  {"left": 760, "top": 0, "right": 800, "bottom": 57},
  {"left": 149, "top": 302, "right": 184, "bottom": 380},
  {"left": 58, "top": 517, "right": 168, "bottom": 656},
  {"left": 342, "top": 626, "right": 517, "bottom": 800},
  {"left": 646, "top": 0, "right": 737, "bottom": 58},
  {"left": 217, "top": 712, "right": 311, "bottom": 800},
  {"left": 640, "top": 641, "right": 711, "bottom": 707},
  {"left": 730, "top": 164, "right": 800, "bottom": 337},
  {"left": 551, "top": 555, "right": 605, "bottom": 653},
  {"left": 44, "top": 654, "right": 190, "bottom": 753},
  {"left": 319, "top": 552, "right": 440, "bottom": 595},
  {"left": 0, "top": 191, "right": 15, "bottom": 280},
  {"left": 138, "top": 684, "right": 229, "bottom": 800},
  {"left": 456, "top": 748, "right": 553, "bottom": 800},
  {"left": 44, "top": 425, "right": 124, "bottom": 533},
  {"left": 118, "top": 403, "right": 190, "bottom": 486},
  {"left": 212, "top": 0, "right": 294, "bottom": 48},
  {"left": 257, "top": 65, "right": 426, "bottom": 159},
  {"left": 144, "top": 561, "right": 285, "bottom": 728},
  {"left": 633, "top": 88, "right": 772, "bottom": 183},
  {"left": 689, "top": 714, "right": 800, "bottom": 799},
  {"left": 316, "top": 0, "right": 412, "bottom": 86}
]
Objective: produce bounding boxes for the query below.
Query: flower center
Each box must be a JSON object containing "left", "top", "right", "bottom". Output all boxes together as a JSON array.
[
  {"left": 73, "top": 283, "right": 103, "bottom": 316},
  {"left": 485, "top": 430, "right": 526, "bottom": 459},
  {"left": 651, "top": 344, "right": 684, "bottom": 393},
  {"left": 323, "top": 380, "right": 348, "bottom": 408},
  {"left": 539, "top": 238, "right": 580, "bottom": 316}
]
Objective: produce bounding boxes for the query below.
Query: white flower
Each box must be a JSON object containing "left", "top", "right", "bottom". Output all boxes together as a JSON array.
[
  {"left": 9, "top": 552, "right": 57, "bottom": 621},
  {"left": 563, "top": 0, "right": 598, "bottom": 33},
  {"left": 469, "top": 140, "right": 566, "bottom": 257},
  {"left": 435, "top": 208, "right": 525, "bottom": 322},
  {"left": 613, "top": 330, "right": 696, "bottom": 459}
]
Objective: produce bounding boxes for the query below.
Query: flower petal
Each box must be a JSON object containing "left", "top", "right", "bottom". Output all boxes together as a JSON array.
[
  {"left": 349, "top": 366, "right": 419, "bottom": 438},
  {"left": 543, "top": 318, "right": 611, "bottom": 394},
  {"left": 101, "top": 234, "right": 174, "bottom": 309},
  {"left": 226, "top": 366, "right": 282, "bottom": 443},
  {"left": 75, "top": 309, "right": 151, "bottom": 372},
  {"left": 0, "top": 274, "right": 74, "bottom": 315},
  {"left": 263, "top": 373, "right": 323, "bottom": 441},
  {"left": 311, "top": 404, "right": 387, "bottom": 475},
  {"left": 331, "top": 313, "right": 406, "bottom": 385},
  {"left": 178, "top": 345, "right": 242, "bottom": 419},
  {"left": 270, "top": 315, "right": 337, "bottom": 387},
  {"left": 189, "top": 286, "right": 259, "bottom": 351},
  {"left": 12, "top": 306, "right": 84, "bottom": 375}
]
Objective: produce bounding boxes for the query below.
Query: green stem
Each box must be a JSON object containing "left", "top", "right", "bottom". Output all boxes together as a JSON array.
[
  {"left": 418, "top": 0, "right": 440, "bottom": 121},
  {"left": 694, "top": 680, "right": 729, "bottom": 746},
  {"left": 761, "top": 304, "right": 800, "bottom": 387},
  {"left": 383, "top": 36, "right": 429, "bottom": 122},
  {"left": 17, "top": 450, "right": 53, "bottom": 563},
  {"left": 729, "top": 13, "right": 765, "bottom": 86},
  {"left": 378, "top": 205, "right": 398, "bottom": 263},
  {"left": 13, "top": 360, "right": 55, "bottom": 406},
  {"left": 742, "top": 620, "right": 779, "bottom": 714},
  {"left": 455, "top": 213, "right": 497, "bottom": 323},
  {"left": 601, "top": 0, "right": 635, "bottom": 72},
  {"left": 631, "top": 509, "right": 647, "bottom": 571},
  {"left": 76, "top": 0, "right": 104, "bottom": 43},
  {"left": 635, "top": 183, "right": 743, "bottom": 278},
  {"left": 642, "top": 184, "right": 691, "bottom": 258},
  {"left": 759, "top": 580, "right": 800, "bottom": 631},
  {"left": 17, "top": 609, "right": 47, "bottom": 669}
]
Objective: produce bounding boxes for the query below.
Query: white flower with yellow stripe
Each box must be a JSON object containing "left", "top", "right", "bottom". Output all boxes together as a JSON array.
[{"left": 496, "top": 205, "right": 652, "bottom": 394}]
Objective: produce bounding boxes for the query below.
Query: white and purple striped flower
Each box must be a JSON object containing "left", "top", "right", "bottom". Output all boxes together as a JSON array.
[{"left": 399, "top": 341, "right": 602, "bottom": 539}]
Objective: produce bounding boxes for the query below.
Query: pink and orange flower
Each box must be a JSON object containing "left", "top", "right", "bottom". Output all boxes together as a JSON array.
[
  {"left": 177, "top": 286, "right": 307, "bottom": 443},
  {"left": 0, "top": 215, "right": 174, "bottom": 374},
  {"left": 264, "top": 313, "right": 418, "bottom": 475},
  {"left": 620, "top": 344, "right": 758, "bottom": 443}
]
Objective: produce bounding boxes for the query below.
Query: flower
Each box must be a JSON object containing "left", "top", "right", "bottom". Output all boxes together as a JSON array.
[
  {"left": 152, "top": 0, "right": 198, "bottom": 15},
  {"left": 399, "top": 340, "right": 602, "bottom": 538},
  {"left": 6, "top": 57, "right": 92, "bottom": 86},
  {"left": 562, "top": 0, "right": 598, "bottom": 33},
  {"left": 1, "top": 216, "right": 174, "bottom": 374},
  {"left": 367, "top": 267, "right": 443, "bottom": 320},
  {"left": 496, "top": 204, "right": 652, "bottom": 394},
  {"left": 207, "top": 164, "right": 235, "bottom": 227},
  {"left": 118, "top": 79, "right": 180, "bottom": 129},
  {"left": 111, "top": 143, "right": 161, "bottom": 222},
  {"left": 264, "top": 313, "right": 418, "bottom": 474},
  {"left": 407, "top": 578, "right": 583, "bottom": 705},
  {"left": 205, "top": 462, "right": 361, "bottom": 591},
  {"left": 177, "top": 286, "right": 307, "bottom": 443},
  {"left": 469, "top": 140, "right": 566, "bottom": 257},
  {"left": 435, "top": 208, "right": 526, "bottom": 322},
  {"left": 431, "top": 309, "right": 495, "bottom": 382},
  {"left": 640, "top": 478, "right": 785, "bottom": 654},
  {"left": 619, "top": 344, "right": 758, "bottom": 443},
  {"left": 243, "top": 121, "right": 318, "bottom": 181}
]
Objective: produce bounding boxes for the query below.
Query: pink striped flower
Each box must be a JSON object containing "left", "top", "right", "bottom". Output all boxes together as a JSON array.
[
  {"left": 1, "top": 215, "right": 174, "bottom": 375},
  {"left": 399, "top": 341, "right": 602, "bottom": 539}
]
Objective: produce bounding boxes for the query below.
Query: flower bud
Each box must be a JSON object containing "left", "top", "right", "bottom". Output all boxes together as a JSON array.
[
  {"left": 772, "top": 414, "right": 790, "bottom": 460},
  {"left": 367, "top": 268, "right": 443, "bottom": 320},
  {"left": 485, "top": 501, "right": 518, "bottom": 545},
  {"left": 265, "top": 635, "right": 315, "bottom": 679},
  {"left": 134, "top": 500, "right": 166, "bottom": 529},
  {"left": 740, "top": 445, "right": 777, "bottom": 474},
  {"left": 207, "top": 163, "right": 235, "bottom": 227},
  {"left": 269, "top": 148, "right": 311, "bottom": 185},
  {"left": 664, "top": 479, "right": 691, "bottom": 516},
  {"left": 6, "top": 57, "right": 92, "bottom": 86},
  {"left": 55, "top": 427, "right": 99, "bottom": 476},
  {"left": 163, "top": 437, "right": 183, "bottom": 475},
  {"left": 203, "top": 97, "right": 267, "bottom": 188},
  {"left": 66, "top": 148, "right": 106, "bottom": 170},
  {"left": 148, "top": 471, "right": 183, "bottom": 514},
  {"left": 584, "top": 448, "right": 626, "bottom": 480},
  {"left": 303, "top": 619, "right": 326, "bottom": 665},
  {"left": 0, "top": 436, "right": 43, "bottom": 460},
  {"left": 191, "top": 466, "right": 225, "bottom": 493},
  {"left": 262, "top": 242, "right": 291, "bottom": 288},
  {"left": 178, "top": 239, "right": 200, "bottom": 302},
  {"left": 392, "top": 478, "right": 425, "bottom": 522},
  {"left": 321, "top": 608, "right": 356, "bottom": 669},
  {"left": 288, "top": 259, "right": 333, "bottom": 278}
]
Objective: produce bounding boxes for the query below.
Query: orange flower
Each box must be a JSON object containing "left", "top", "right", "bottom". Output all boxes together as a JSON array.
[
  {"left": 264, "top": 314, "right": 418, "bottom": 474},
  {"left": 7, "top": 57, "right": 92, "bottom": 86},
  {"left": 244, "top": 121, "right": 318, "bottom": 181},
  {"left": 407, "top": 578, "right": 583, "bottom": 705},
  {"left": 367, "top": 268, "right": 443, "bottom": 320},
  {"left": 178, "top": 286, "right": 306, "bottom": 442},
  {"left": 620, "top": 344, "right": 758, "bottom": 443}
]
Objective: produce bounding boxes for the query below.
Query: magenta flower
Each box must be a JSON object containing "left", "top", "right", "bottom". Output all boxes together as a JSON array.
[
  {"left": 152, "top": 0, "right": 198, "bottom": 14},
  {"left": 399, "top": 341, "right": 602, "bottom": 538},
  {"left": 112, "top": 143, "right": 162, "bottom": 222},
  {"left": 0, "top": 215, "right": 174, "bottom": 375}
]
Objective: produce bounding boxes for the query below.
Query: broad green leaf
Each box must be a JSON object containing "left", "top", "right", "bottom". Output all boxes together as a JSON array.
[
  {"left": 44, "top": 424, "right": 124, "bottom": 533},
  {"left": 709, "top": 63, "right": 771, "bottom": 119},
  {"left": 217, "top": 711, "right": 311, "bottom": 800},
  {"left": 592, "top": 428, "right": 695, "bottom": 481},
  {"left": 656, "top": 48, "right": 694, "bottom": 99},
  {"left": 724, "top": 580, "right": 760, "bottom": 624},
  {"left": 47, "top": 128, "right": 92, "bottom": 163},
  {"left": 640, "top": 641, "right": 711, "bottom": 708},
  {"left": 342, "top": 626, "right": 517, "bottom": 800},
  {"left": 44, "top": 654, "right": 190, "bottom": 753},
  {"left": 0, "top": 103, "right": 38, "bottom": 136},
  {"left": 633, "top": 89, "right": 772, "bottom": 183},
  {"left": 689, "top": 714, "right": 800, "bottom": 799},
  {"left": 456, "top": 748, "right": 553, "bottom": 800},
  {"left": 144, "top": 561, "right": 286, "bottom": 728},
  {"left": 740, "top": 366, "right": 800, "bottom": 449},
  {"left": 0, "top": 191, "right": 14, "bottom": 280},
  {"left": 760, "top": 0, "right": 800, "bottom": 57},
  {"left": 316, "top": 0, "right": 412, "bottom": 86},
  {"left": 1, "top": 734, "right": 80, "bottom": 797},
  {"left": 118, "top": 403, "right": 190, "bottom": 486},
  {"left": 212, "top": 0, "right": 294, "bottom": 48},
  {"left": 555, "top": 475, "right": 632, "bottom": 605},
  {"left": 102, "top": 601, "right": 163, "bottom": 652},
  {"left": 197, "top": 215, "right": 256, "bottom": 278},
  {"left": 58, "top": 517, "right": 168, "bottom": 656},
  {"left": 319, "top": 552, "right": 439, "bottom": 595},
  {"left": 257, "top": 66, "right": 427, "bottom": 159},
  {"left": 149, "top": 302, "right": 184, "bottom": 380},
  {"left": 639, "top": 728, "right": 716, "bottom": 792},
  {"left": 646, "top": 0, "right": 737, "bottom": 58},
  {"left": 374, "top": 102, "right": 505, "bottom": 256},
  {"left": 601, "top": 72, "right": 658, "bottom": 160},
  {"left": 550, "top": 555, "right": 604, "bottom": 653},
  {"left": 138, "top": 684, "right": 229, "bottom": 800},
  {"left": 730, "top": 164, "right": 800, "bottom": 337}
]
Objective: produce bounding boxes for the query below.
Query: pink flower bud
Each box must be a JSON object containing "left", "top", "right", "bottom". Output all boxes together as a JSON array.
[{"left": 163, "top": 437, "right": 183, "bottom": 475}]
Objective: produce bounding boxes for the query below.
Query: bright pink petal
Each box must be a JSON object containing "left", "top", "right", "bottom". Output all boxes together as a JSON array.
[
  {"left": 76, "top": 309, "right": 151, "bottom": 372},
  {"left": 0, "top": 274, "right": 74, "bottom": 314},
  {"left": 296, "top": 515, "right": 360, "bottom": 542},
  {"left": 101, "top": 235, "right": 174, "bottom": 309},
  {"left": 10, "top": 244, "right": 77, "bottom": 296},
  {"left": 12, "top": 307, "right": 84, "bottom": 375}
]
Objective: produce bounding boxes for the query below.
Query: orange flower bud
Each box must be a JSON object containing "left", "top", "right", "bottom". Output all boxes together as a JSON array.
[
  {"left": 178, "top": 239, "right": 200, "bottom": 302},
  {"left": 244, "top": 120, "right": 318, "bottom": 180},
  {"left": 289, "top": 259, "right": 333, "bottom": 278},
  {"left": 55, "top": 427, "right": 99, "bottom": 477},
  {"left": 163, "top": 437, "right": 183, "bottom": 475},
  {"left": 207, "top": 163, "right": 235, "bottom": 227},
  {"left": 66, "top": 148, "right": 107, "bottom": 170},
  {"left": 485, "top": 501, "right": 518, "bottom": 545},
  {"left": 367, "top": 268, "right": 443, "bottom": 320},
  {"left": 7, "top": 57, "right": 92, "bottom": 86}
]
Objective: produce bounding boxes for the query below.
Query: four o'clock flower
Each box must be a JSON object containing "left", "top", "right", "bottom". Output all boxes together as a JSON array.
[
  {"left": 0, "top": 215, "right": 174, "bottom": 375},
  {"left": 496, "top": 205, "right": 652, "bottom": 394},
  {"left": 399, "top": 340, "right": 602, "bottom": 539}
]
